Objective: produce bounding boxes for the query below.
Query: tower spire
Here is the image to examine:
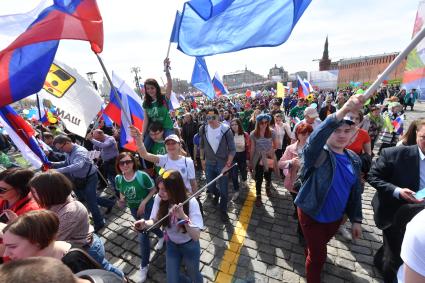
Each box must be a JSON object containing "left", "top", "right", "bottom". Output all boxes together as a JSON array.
[{"left": 322, "top": 35, "right": 329, "bottom": 60}]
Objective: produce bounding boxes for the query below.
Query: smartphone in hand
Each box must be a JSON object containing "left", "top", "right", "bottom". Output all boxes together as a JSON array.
[{"left": 414, "top": 189, "right": 425, "bottom": 200}]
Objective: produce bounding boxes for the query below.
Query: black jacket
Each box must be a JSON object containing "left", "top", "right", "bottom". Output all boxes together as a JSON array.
[{"left": 368, "top": 145, "right": 421, "bottom": 229}]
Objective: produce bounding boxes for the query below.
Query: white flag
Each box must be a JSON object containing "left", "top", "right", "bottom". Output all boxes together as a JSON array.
[{"left": 40, "top": 60, "right": 103, "bottom": 137}]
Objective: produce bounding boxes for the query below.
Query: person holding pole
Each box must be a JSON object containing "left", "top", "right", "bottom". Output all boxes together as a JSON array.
[
  {"left": 134, "top": 170, "right": 203, "bottom": 283},
  {"left": 295, "top": 94, "right": 365, "bottom": 283},
  {"left": 141, "top": 58, "right": 175, "bottom": 151}
]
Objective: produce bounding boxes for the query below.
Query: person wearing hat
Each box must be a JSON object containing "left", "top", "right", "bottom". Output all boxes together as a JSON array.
[
  {"left": 295, "top": 94, "right": 365, "bottom": 283},
  {"left": 291, "top": 106, "right": 322, "bottom": 142},
  {"left": 249, "top": 113, "right": 279, "bottom": 207},
  {"left": 131, "top": 128, "right": 197, "bottom": 196}
]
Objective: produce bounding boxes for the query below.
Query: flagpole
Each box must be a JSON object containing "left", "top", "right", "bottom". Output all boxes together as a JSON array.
[
  {"left": 363, "top": 27, "right": 425, "bottom": 100},
  {"left": 35, "top": 93, "right": 45, "bottom": 141},
  {"left": 140, "top": 163, "right": 237, "bottom": 234},
  {"left": 164, "top": 42, "right": 172, "bottom": 72},
  {"left": 95, "top": 53, "right": 132, "bottom": 126}
]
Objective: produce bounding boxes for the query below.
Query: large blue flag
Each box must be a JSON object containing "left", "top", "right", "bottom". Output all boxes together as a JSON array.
[
  {"left": 191, "top": 57, "right": 215, "bottom": 100},
  {"left": 177, "top": 0, "right": 311, "bottom": 56},
  {"left": 169, "top": 11, "right": 182, "bottom": 43}
]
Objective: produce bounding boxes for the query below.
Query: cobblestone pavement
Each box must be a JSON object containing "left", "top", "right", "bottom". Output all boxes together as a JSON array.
[{"left": 84, "top": 102, "right": 425, "bottom": 283}]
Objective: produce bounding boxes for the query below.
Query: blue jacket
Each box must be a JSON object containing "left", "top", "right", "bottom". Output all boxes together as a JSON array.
[{"left": 294, "top": 114, "right": 363, "bottom": 224}]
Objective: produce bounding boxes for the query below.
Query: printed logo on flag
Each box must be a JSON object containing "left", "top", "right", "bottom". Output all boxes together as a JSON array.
[{"left": 43, "top": 64, "right": 76, "bottom": 98}]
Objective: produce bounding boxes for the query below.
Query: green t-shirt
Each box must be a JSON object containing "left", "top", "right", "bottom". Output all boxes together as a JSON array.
[
  {"left": 150, "top": 141, "right": 166, "bottom": 174},
  {"left": 144, "top": 100, "right": 174, "bottom": 130},
  {"left": 115, "top": 171, "right": 154, "bottom": 209},
  {"left": 240, "top": 109, "right": 253, "bottom": 132},
  {"left": 289, "top": 105, "right": 306, "bottom": 120}
]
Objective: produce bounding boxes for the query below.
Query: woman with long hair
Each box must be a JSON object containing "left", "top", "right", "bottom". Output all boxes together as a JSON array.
[
  {"left": 29, "top": 171, "right": 124, "bottom": 278},
  {"left": 397, "top": 119, "right": 419, "bottom": 146},
  {"left": 134, "top": 170, "right": 203, "bottom": 283},
  {"left": 271, "top": 113, "right": 292, "bottom": 165},
  {"left": 249, "top": 114, "right": 279, "bottom": 207},
  {"left": 141, "top": 58, "right": 174, "bottom": 150},
  {"left": 114, "top": 152, "right": 163, "bottom": 281},
  {"left": 229, "top": 118, "right": 250, "bottom": 200}
]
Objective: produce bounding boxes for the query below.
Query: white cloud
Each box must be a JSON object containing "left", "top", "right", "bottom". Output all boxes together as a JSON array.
[{"left": 0, "top": 0, "right": 421, "bottom": 91}]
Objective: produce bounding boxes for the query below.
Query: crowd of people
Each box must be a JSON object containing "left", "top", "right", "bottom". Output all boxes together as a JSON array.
[{"left": 0, "top": 59, "right": 423, "bottom": 283}]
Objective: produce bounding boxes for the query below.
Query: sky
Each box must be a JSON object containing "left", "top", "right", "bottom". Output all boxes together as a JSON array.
[{"left": 0, "top": 0, "right": 421, "bottom": 90}]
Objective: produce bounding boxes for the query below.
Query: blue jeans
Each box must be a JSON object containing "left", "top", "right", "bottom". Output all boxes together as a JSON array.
[
  {"left": 205, "top": 162, "right": 228, "bottom": 213},
  {"left": 166, "top": 240, "right": 203, "bottom": 283},
  {"left": 87, "top": 233, "right": 124, "bottom": 278},
  {"left": 74, "top": 174, "right": 114, "bottom": 229},
  {"left": 130, "top": 199, "right": 164, "bottom": 268},
  {"left": 231, "top": 151, "right": 248, "bottom": 192},
  {"left": 144, "top": 128, "right": 175, "bottom": 151}
]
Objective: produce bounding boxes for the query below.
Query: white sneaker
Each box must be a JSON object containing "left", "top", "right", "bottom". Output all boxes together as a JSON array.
[
  {"left": 155, "top": 237, "right": 164, "bottom": 250},
  {"left": 339, "top": 225, "right": 352, "bottom": 241},
  {"left": 232, "top": 191, "right": 240, "bottom": 201},
  {"left": 140, "top": 264, "right": 149, "bottom": 282}
]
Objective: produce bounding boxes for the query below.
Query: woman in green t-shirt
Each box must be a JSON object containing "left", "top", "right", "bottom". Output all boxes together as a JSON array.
[
  {"left": 114, "top": 152, "right": 163, "bottom": 282},
  {"left": 141, "top": 58, "right": 175, "bottom": 151}
]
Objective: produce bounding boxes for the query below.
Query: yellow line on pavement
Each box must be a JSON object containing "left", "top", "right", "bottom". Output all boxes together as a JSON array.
[{"left": 215, "top": 185, "right": 257, "bottom": 283}]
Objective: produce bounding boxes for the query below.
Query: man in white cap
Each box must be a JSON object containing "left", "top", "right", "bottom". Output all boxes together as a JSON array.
[{"left": 291, "top": 106, "right": 322, "bottom": 142}]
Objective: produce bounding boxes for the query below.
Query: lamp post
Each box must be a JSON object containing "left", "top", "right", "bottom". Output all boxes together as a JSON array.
[
  {"left": 86, "top": 71, "right": 98, "bottom": 90},
  {"left": 131, "top": 67, "right": 142, "bottom": 97}
]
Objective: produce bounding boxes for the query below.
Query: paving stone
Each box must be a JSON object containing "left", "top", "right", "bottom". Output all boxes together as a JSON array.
[
  {"left": 322, "top": 273, "right": 345, "bottom": 283},
  {"left": 201, "top": 265, "right": 217, "bottom": 281},
  {"left": 200, "top": 250, "right": 215, "bottom": 265},
  {"left": 251, "top": 259, "right": 267, "bottom": 274},
  {"left": 266, "top": 266, "right": 284, "bottom": 280},
  {"left": 335, "top": 257, "right": 355, "bottom": 271},
  {"left": 337, "top": 249, "right": 356, "bottom": 261},
  {"left": 282, "top": 270, "right": 301, "bottom": 283}
]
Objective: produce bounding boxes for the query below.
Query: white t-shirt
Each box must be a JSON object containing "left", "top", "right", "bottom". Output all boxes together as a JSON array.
[
  {"left": 234, "top": 134, "right": 245, "bottom": 152},
  {"left": 397, "top": 209, "right": 425, "bottom": 282},
  {"left": 206, "top": 125, "right": 222, "bottom": 153},
  {"left": 157, "top": 154, "right": 196, "bottom": 192},
  {"left": 150, "top": 195, "right": 204, "bottom": 244}
]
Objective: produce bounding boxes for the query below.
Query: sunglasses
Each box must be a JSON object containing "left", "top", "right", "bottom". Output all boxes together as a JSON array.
[
  {"left": 206, "top": 115, "right": 217, "bottom": 121},
  {"left": 119, "top": 160, "right": 133, "bottom": 166},
  {"left": 0, "top": 187, "right": 11, "bottom": 194}
]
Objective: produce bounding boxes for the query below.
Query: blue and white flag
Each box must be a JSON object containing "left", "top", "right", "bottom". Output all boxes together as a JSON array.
[
  {"left": 177, "top": 0, "right": 311, "bottom": 56},
  {"left": 191, "top": 57, "right": 215, "bottom": 100}
]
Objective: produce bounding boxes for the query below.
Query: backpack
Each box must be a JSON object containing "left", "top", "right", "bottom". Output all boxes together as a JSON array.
[{"left": 62, "top": 248, "right": 102, "bottom": 274}]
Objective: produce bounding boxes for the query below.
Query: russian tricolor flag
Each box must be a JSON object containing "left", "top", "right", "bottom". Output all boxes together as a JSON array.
[
  {"left": 0, "top": 105, "right": 50, "bottom": 169},
  {"left": 212, "top": 72, "right": 229, "bottom": 97},
  {"left": 0, "top": 0, "right": 103, "bottom": 107},
  {"left": 104, "top": 72, "right": 144, "bottom": 152},
  {"left": 297, "top": 75, "right": 309, "bottom": 98},
  {"left": 392, "top": 116, "right": 403, "bottom": 135}
]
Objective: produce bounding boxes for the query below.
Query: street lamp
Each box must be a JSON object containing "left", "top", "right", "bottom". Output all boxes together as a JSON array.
[
  {"left": 131, "top": 67, "right": 142, "bottom": 96},
  {"left": 86, "top": 72, "right": 98, "bottom": 90}
]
